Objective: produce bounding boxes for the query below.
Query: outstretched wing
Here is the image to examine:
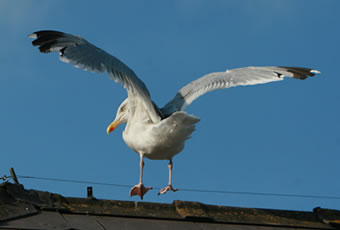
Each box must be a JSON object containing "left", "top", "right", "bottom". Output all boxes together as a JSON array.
[
  {"left": 29, "top": 30, "right": 161, "bottom": 123},
  {"left": 161, "top": 66, "right": 319, "bottom": 116}
]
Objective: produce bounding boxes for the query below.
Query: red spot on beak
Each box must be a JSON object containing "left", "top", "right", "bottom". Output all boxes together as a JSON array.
[{"left": 107, "top": 120, "right": 120, "bottom": 134}]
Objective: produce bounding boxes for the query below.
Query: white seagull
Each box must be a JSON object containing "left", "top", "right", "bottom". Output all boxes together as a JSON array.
[{"left": 30, "top": 30, "right": 319, "bottom": 199}]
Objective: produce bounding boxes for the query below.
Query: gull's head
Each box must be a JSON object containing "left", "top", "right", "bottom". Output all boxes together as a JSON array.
[{"left": 106, "top": 98, "right": 129, "bottom": 134}]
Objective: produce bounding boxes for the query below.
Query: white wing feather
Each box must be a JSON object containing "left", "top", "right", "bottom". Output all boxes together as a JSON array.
[
  {"left": 30, "top": 31, "right": 161, "bottom": 123},
  {"left": 30, "top": 31, "right": 319, "bottom": 120},
  {"left": 162, "top": 66, "right": 319, "bottom": 115}
]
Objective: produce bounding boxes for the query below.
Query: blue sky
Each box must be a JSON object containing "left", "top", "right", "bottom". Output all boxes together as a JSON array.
[{"left": 1, "top": 0, "right": 339, "bottom": 211}]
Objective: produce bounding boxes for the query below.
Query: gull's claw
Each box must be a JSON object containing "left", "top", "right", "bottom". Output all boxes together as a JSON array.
[
  {"left": 129, "top": 183, "right": 152, "bottom": 200},
  {"left": 158, "top": 185, "right": 178, "bottom": 195}
]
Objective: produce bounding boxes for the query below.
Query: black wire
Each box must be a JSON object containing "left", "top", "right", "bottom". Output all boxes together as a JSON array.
[
  {"left": 11, "top": 174, "right": 340, "bottom": 200},
  {"left": 17, "top": 175, "right": 132, "bottom": 188},
  {"left": 179, "top": 188, "right": 340, "bottom": 200}
]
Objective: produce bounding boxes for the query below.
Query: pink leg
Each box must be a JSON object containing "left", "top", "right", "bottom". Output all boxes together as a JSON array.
[
  {"left": 129, "top": 154, "right": 152, "bottom": 200},
  {"left": 158, "top": 159, "right": 178, "bottom": 195}
]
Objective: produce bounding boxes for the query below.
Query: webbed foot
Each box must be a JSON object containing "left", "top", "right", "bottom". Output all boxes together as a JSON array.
[
  {"left": 129, "top": 183, "right": 152, "bottom": 200},
  {"left": 158, "top": 185, "right": 178, "bottom": 195}
]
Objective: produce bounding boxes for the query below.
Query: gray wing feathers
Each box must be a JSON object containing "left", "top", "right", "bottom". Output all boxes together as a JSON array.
[
  {"left": 30, "top": 30, "right": 161, "bottom": 123},
  {"left": 161, "top": 66, "right": 319, "bottom": 116}
]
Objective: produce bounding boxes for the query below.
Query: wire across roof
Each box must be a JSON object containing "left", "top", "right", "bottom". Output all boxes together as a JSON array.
[{"left": 0, "top": 182, "right": 339, "bottom": 230}]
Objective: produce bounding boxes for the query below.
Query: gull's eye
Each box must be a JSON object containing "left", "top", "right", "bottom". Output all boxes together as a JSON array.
[{"left": 120, "top": 105, "right": 126, "bottom": 113}]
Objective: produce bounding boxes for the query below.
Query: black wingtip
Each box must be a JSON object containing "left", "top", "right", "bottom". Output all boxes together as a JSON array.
[
  {"left": 29, "top": 30, "right": 66, "bottom": 53},
  {"left": 279, "top": 66, "right": 320, "bottom": 80}
]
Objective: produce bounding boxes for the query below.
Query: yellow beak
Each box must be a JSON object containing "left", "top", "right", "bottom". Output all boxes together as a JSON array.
[{"left": 106, "top": 119, "right": 121, "bottom": 135}]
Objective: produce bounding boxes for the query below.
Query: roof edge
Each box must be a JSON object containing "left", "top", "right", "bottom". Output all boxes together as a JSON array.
[{"left": 0, "top": 182, "right": 339, "bottom": 229}]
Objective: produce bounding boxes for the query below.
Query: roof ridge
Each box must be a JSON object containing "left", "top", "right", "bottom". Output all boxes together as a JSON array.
[{"left": 0, "top": 182, "right": 338, "bottom": 229}]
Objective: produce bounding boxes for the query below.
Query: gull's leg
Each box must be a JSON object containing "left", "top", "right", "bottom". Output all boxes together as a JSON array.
[
  {"left": 158, "top": 159, "right": 178, "bottom": 195},
  {"left": 129, "top": 154, "right": 152, "bottom": 200}
]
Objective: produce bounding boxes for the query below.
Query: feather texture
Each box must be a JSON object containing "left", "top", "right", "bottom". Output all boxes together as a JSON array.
[
  {"left": 161, "top": 66, "right": 319, "bottom": 116},
  {"left": 30, "top": 30, "right": 161, "bottom": 123}
]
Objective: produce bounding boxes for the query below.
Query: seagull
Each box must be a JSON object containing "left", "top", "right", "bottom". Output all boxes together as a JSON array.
[{"left": 29, "top": 30, "right": 319, "bottom": 199}]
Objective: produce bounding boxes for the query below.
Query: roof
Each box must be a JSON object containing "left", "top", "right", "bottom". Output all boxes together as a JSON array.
[{"left": 0, "top": 182, "right": 339, "bottom": 230}]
